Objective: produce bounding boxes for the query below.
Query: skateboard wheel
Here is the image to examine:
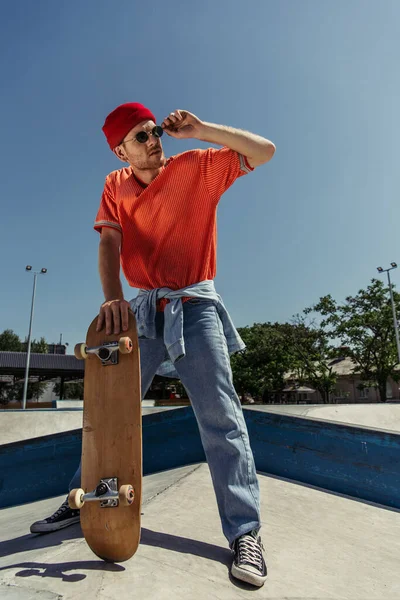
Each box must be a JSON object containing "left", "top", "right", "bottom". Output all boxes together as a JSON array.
[
  {"left": 74, "top": 343, "right": 88, "bottom": 360},
  {"left": 119, "top": 337, "right": 133, "bottom": 354},
  {"left": 119, "top": 484, "right": 134, "bottom": 506},
  {"left": 69, "top": 488, "right": 85, "bottom": 509}
]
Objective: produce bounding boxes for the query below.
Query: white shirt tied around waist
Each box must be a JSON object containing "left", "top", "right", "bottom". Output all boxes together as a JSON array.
[{"left": 129, "top": 280, "right": 245, "bottom": 374}]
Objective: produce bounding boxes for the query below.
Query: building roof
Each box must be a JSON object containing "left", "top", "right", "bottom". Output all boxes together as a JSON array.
[
  {"left": 283, "top": 385, "right": 316, "bottom": 393},
  {"left": 0, "top": 351, "right": 84, "bottom": 379},
  {"left": 326, "top": 357, "right": 357, "bottom": 376},
  {"left": 286, "top": 356, "right": 400, "bottom": 380}
]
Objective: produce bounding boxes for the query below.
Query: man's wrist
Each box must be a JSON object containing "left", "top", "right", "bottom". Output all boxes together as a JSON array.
[{"left": 104, "top": 294, "right": 124, "bottom": 303}]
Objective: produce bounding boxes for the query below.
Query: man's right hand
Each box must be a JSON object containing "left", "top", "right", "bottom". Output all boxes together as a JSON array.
[{"left": 96, "top": 299, "right": 131, "bottom": 335}]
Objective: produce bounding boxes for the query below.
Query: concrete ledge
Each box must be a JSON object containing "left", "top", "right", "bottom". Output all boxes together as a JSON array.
[
  {"left": 245, "top": 402, "right": 400, "bottom": 433},
  {"left": 1, "top": 407, "right": 400, "bottom": 514},
  {"left": 0, "top": 408, "right": 204, "bottom": 509},
  {"left": 246, "top": 409, "right": 400, "bottom": 510},
  {"left": 0, "top": 405, "right": 180, "bottom": 445}
]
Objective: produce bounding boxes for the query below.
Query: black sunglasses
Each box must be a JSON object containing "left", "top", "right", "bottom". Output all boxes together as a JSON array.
[{"left": 122, "top": 125, "right": 164, "bottom": 145}]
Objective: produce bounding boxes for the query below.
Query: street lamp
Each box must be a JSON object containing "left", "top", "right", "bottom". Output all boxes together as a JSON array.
[
  {"left": 22, "top": 266, "right": 47, "bottom": 410},
  {"left": 376, "top": 263, "right": 400, "bottom": 364}
]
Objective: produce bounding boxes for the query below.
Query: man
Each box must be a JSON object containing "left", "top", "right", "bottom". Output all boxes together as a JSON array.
[{"left": 31, "top": 103, "right": 275, "bottom": 587}]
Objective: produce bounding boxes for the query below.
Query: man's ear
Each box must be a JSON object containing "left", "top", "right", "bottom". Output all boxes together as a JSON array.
[{"left": 113, "top": 145, "right": 127, "bottom": 163}]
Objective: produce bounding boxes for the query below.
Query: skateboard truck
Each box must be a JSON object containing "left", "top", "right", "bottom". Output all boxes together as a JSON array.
[
  {"left": 74, "top": 337, "right": 133, "bottom": 366},
  {"left": 89, "top": 478, "right": 119, "bottom": 508},
  {"left": 69, "top": 479, "right": 135, "bottom": 510}
]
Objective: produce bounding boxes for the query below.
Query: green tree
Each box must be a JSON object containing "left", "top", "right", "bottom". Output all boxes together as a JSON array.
[
  {"left": 0, "top": 330, "right": 49, "bottom": 406},
  {"left": 28, "top": 380, "right": 49, "bottom": 402},
  {"left": 231, "top": 320, "right": 338, "bottom": 404},
  {"left": 0, "top": 330, "right": 22, "bottom": 351},
  {"left": 31, "top": 337, "right": 49, "bottom": 353},
  {"left": 0, "top": 330, "right": 49, "bottom": 353},
  {"left": 306, "top": 279, "right": 400, "bottom": 402},
  {"left": 66, "top": 381, "right": 84, "bottom": 399},
  {"left": 53, "top": 380, "right": 84, "bottom": 400},
  {"left": 286, "top": 317, "right": 338, "bottom": 403},
  {"left": 231, "top": 323, "right": 299, "bottom": 403},
  {"left": 21, "top": 337, "right": 49, "bottom": 353},
  {"left": 0, "top": 381, "right": 14, "bottom": 405},
  {"left": 0, "top": 379, "right": 48, "bottom": 405}
]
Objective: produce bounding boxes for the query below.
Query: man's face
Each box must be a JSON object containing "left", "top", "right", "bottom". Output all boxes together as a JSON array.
[{"left": 114, "top": 120, "right": 165, "bottom": 170}]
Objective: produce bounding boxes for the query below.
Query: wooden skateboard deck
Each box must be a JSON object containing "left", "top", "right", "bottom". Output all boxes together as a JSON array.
[{"left": 69, "top": 310, "right": 142, "bottom": 562}]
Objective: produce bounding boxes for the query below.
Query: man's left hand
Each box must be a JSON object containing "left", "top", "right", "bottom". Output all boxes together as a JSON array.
[{"left": 161, "top": 110, "right": 204, "bottom": 139}]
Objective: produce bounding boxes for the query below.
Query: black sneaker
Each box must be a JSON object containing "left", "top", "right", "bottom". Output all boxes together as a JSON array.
[
  {"left": 231, "top": 529, "right": 267, "bottom": 587},
  {"left": 30, "top": 497, "right": 80, "bottom": 534}
]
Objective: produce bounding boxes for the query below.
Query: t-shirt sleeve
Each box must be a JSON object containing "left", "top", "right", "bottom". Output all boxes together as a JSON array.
[
  {"left": 94, "top": 175, "right": 122, "bottom": 234},
  {"left": 199, "top": 146, "right": 254, "bottom": 202}
]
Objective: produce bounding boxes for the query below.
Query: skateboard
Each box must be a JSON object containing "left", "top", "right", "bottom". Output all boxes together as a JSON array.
[{"left": 69, "top": 310, "right": 142, "bottom": 562}]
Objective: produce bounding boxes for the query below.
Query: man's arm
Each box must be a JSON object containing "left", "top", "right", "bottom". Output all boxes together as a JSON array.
[
  {"left": 96, "top": 227, "right": 130, "bottom": 334},
  {"left": 161, "top": 110, "right": 275, "bottom": 168}
]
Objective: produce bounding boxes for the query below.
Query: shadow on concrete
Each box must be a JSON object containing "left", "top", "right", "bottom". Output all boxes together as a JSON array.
[
  {"left": 1, "top": 525, "right": 231, "bottom": 571},
  {"left": 0, "top": 524, "right": 83, "bottom": 559},
  {"left": 140, "top": 527, "right": 231, "bottom": 566},
  {"left": 0, "top": 560, "right": 124, "bottom": 582}
]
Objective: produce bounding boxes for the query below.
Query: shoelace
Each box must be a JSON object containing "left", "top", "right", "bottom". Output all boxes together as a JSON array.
[
  {"left": 49, "top": 501, "right": 70, "bottom": 520},
  {"left": 236, "top": 534, "right": 265, "bottom": 570}
]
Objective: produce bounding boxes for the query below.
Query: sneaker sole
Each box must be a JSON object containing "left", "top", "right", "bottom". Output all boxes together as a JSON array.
[
  {"left": 231, "top": 563, "right": 267, "bottom": 587},
  {"left": 30, "top": 517, "right": 80, "bottom": 534}
]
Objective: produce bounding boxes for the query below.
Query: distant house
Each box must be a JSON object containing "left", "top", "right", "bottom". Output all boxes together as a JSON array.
[{"left": 283, "top": 357, "right": 400, "bottom": 404}]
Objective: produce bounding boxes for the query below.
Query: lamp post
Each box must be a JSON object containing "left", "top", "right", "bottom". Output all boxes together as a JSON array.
[
  {"left": 377, "top": 262, "right": 400, "bottom": 365},
  {"left": 22, "top": 266, "right": 47, "bottom": 410}
]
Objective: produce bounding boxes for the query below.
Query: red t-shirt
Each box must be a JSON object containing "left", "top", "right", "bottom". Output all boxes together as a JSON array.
[{"left": 94, "top": 147, "right": 253, "bottom": 290}]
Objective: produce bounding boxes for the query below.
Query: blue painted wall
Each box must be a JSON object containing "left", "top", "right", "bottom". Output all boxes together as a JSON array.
[
  {"left": 0, "top": 408, "right": 205, "bottom": 509},
  {"left": 245, "top": 410, "right": 400, "bottom": 510},
  {"left": 0, "top": 407, "right": 399, "bottom": 510}
]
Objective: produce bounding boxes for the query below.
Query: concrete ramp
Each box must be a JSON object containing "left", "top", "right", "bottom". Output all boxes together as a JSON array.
[
  {"left": 246, "top": 402, "right": 400, "bottom": 432},
  {"left": 2, "top": 403, "right": 400, "bottom": 448},
  {"left": 0, "top": 464, "right": 399, "bottom": 599},
  {"left": 0, "top": 405, "right": 177, "bottom": 445},
  {"left": 1, "top": 405, "right": 400, "bottom": 597},
  {"left": 2, "top": 403, "right": 400, "bottom": 447}
]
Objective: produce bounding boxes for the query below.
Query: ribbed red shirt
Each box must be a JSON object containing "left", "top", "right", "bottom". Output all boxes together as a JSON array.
[{"left": 94, "top": 147, "right": 253, "bottom": 290}]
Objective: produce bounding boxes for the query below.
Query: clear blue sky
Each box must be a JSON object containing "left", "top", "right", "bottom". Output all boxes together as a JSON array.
[{"left": 1, "top": 0, "right": 399, "bottom": 351}]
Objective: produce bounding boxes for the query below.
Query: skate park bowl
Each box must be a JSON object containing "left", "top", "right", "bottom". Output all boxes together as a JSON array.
[{"left": 1, "top": 403, "right": 400, "bottom": 510}]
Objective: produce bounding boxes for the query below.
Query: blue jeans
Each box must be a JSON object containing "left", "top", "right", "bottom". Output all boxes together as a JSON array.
[{"left": 69, "top": 298, "right": 261, "bottom": 545}]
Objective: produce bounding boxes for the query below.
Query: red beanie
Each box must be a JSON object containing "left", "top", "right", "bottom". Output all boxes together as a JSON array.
[{"left": 102, "top": 102, "right": 156, "bottom": 150}]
